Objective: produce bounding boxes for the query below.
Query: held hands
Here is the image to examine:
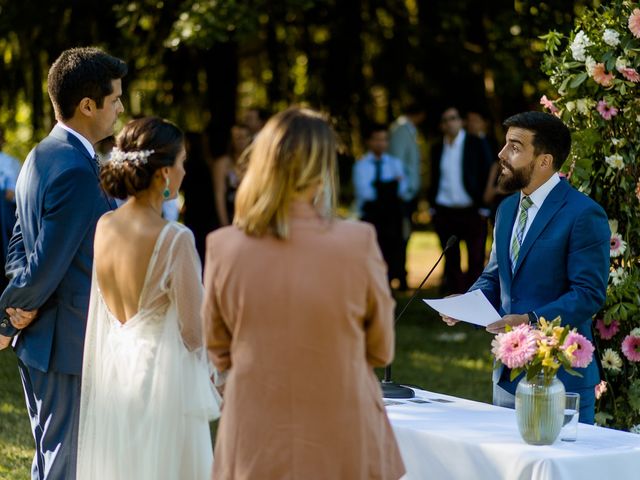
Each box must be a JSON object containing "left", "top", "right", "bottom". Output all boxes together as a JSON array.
[
  {"left": 0, "top": 334, "right": 11, "bottom": 350},
  {"left": 6, "top": 307, "right": 38, "bottom": 330},
  {"left": 439, "top": 294, "right": 461, "bottom": 326},
  {"left": 486, "top": 314, "right": 529, "bottom": 334}
]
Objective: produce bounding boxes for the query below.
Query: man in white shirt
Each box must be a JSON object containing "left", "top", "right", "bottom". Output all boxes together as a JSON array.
[
  {"left": 428, "top": 107, "right": 493, "bottom": 294},
  {"left": 353, "top": 123, "right": 410, "bottom": 288}
]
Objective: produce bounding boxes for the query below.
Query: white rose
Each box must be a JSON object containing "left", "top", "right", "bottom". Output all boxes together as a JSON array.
[
  {"left": 576, "top": 98, "right": 590, "bottom": 114},
  {"left": 570, "top": 31, "right": 592, "bottom": 62},
  {"left": 585, "top": 56, "right": 597, "bottom": 76},
  {"left": 603, "top": 29, "right": 621, "bottom": 47},
  {"left": 616, "top": 56, "right": 628, "bottom": 70}
]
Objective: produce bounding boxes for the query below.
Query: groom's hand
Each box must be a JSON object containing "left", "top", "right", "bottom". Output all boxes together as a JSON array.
[
  {"left": 486, "top": 314, "right": 529, "bottom": 334},
  {"left": 439, "top": 294, "right": 461, "bottom": 326},
  {"left": 0, "top": 334, "right": 11, "bottom": 350},
  {"left": 6, "top": 307, "right": 38, "bottom": 330}
]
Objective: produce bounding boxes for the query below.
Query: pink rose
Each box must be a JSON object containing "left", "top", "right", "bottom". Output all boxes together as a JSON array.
[
  {"left": 595, "top": 380, "right": 607, "bottom": 400},
  {"left": 592, "top": 63, "right": 615, "bottom": 87},
  {"left": 539, "top": 95, "right": 559, "bottom": 114}
]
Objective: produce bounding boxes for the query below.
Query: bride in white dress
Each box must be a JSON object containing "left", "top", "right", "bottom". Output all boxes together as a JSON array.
[{"left": 77, "top": 117, "right": 220, "bottom": 480}]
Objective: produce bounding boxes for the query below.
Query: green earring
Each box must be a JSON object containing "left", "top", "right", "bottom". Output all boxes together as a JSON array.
[{"left": 163, "top": 177, "right": 171, "bottom": 199}]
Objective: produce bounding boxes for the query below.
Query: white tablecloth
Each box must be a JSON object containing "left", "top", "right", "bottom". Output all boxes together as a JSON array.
[{"left": 386, "top": 389, "right": 640, "bottom": 480}]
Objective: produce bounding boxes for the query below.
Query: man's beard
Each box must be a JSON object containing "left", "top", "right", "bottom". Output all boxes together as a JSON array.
[{"left": 498, "top": 161, "right": 535, "bottom": 192}]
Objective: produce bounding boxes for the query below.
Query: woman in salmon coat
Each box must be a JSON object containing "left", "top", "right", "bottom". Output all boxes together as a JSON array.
[{"left": 202, "top": 107, "right": 405, "bottom": 480}]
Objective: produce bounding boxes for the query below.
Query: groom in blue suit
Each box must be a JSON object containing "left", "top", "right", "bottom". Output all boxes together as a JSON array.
[
  {"left": 0, "top": 48, "right": 126, "bottom": 479},
  {"left": 441, "top": 112, "right": 609, "bottom": 424}
]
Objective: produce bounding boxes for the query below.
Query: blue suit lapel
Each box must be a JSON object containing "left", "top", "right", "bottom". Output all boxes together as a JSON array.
[{"left": 512, "top": 180, "right": 570, "bottom": 277}]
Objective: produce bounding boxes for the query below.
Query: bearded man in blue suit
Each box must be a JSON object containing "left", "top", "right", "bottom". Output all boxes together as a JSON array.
[
  {"left": 441, "top": 111, "right": 610, "bottom": 424},
  {"left": 0, "top": 48, "right": 126, "bottom": 479}
]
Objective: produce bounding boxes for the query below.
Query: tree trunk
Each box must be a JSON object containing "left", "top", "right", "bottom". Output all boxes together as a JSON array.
[{"left": 204, "top": 42, "right": 239, "bottom": 158}]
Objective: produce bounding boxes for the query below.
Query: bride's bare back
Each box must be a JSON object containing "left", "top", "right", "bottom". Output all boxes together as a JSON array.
[{"left": 94, "top": 202, "right": 168, "bottom": 324}]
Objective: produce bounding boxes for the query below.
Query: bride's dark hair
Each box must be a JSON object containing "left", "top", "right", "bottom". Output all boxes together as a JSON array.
[{"left": 100, "top": 116, "right": 184, "bottom": 199}]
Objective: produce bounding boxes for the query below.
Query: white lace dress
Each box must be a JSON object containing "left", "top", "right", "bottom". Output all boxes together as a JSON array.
[{"left": 77, "top": 222, "right": 220, "bottom": 480}]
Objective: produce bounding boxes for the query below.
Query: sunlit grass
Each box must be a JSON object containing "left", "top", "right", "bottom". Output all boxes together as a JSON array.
[{"left": 0, "top": 350, "right": 33, "bottom": 479}]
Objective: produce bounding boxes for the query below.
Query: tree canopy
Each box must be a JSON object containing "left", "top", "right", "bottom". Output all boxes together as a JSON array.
[{"left": 0, "top": 0, "right": 595, "bottom": 159}]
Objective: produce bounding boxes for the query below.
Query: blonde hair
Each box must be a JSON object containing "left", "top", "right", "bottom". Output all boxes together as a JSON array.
[{"left": 233, "top": 107, "right": 337, "bottom": 239}]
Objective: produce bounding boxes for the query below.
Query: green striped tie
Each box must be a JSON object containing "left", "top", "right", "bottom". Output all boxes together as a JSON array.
[{"left": 510, "top": 196, "right": 533, "bottom": 271}]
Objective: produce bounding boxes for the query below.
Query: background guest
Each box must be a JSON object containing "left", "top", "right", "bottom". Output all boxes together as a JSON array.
[
  {"left": 389, "top": 102, "right": 426, "bottom": 289},
  {"left": 428, "top": 106, "right": 492, "bottom": 294},
  {"left": 242, "top": 106, "right": 270, "bottom": 138},
  {"left": 211, "top": 124, "right": 251, "bottom": 227},
  {"left": 353, "top": 122, "right": 409, "bottom": 289},
  {"left": 0, "top": 129, "right": 21, "bottom": 292}
]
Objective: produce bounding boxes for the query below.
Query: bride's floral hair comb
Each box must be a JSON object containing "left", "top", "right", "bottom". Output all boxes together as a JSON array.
[{"left": 108, "top": 147, "right": 155, "bottom": 167}]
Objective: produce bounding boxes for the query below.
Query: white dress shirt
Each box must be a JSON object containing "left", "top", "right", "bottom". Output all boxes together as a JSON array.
[
  {"left": 435, "top": 129, "right": 473, "bottom": 207},
  {"left": 57, "top": 122, "right": 96, "bottom": 158},
  {"left": 509, "top": 172, "right": 561, "bottom": 258},
  {"left": 352, "top": 152, "right": 409, "bottom": 215}
]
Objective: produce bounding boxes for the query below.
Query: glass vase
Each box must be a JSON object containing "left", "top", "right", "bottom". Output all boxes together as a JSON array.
[{"left": 515, "top": 374, "right": 565, "bottom": 445}]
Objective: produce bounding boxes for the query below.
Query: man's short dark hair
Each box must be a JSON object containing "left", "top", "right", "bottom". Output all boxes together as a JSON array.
[
  {"left": 404, "top": 101, "right": 425, "bottom": 116},
  {"left": 47, "top": 47, "right": 128, "bottom": 121},
  {"left": 503, "top": 111, "right": 571, "bottom": 170},
  {"left": 363, "top": 122, "right": 388, "bottom": 140}
]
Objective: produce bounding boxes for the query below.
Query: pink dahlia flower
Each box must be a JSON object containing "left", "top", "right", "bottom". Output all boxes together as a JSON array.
[
  {"left": 595, "top": 380, "right": 608, "bottom": 400},
  {"left": 563, "top": 331, "right": 595, "bottom": 368},
  {"left": 596, "top": 100, "right": 618, "bottom": 120},
  {"left": 636, "top": 180, "right": 640, "bottom": 203},
  {"left": 629, "top": 8, "right": 640, "bottom": 38},
  {"left": 593, "top": 63, "right": 615, "bottom": 87},
  {"left": 595, "top": 318, "right": 620, "bottom": 340},
  {"left": 491, "top": 324, "right": 537, "bottom": 369},
  {"left": 539, "top": 95, "right": 559, "bottom": 114},
  {"left": 617, "top": 66, "right": 640, "bottom": 83},
  {"left": 621, "top": 335, "right": 640, "bottom": 362}
]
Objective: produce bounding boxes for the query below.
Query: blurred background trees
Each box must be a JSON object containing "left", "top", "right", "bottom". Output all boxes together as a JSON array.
[{"left": 0, "top": 0, "right": 596, "bottom": 159}]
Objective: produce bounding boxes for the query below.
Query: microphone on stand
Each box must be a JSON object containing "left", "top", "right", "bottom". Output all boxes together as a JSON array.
[{"left": 381, "top": 235, "right": 459, "bottom": 399}]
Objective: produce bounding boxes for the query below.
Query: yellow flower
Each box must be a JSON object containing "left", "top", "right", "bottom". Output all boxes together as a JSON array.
[
  {"left": 542, "top": 355, "right": 559, "bottom": 369},
  {"left": 538, "top": 344, "right": 553, "bottom": 357},
  {"left": 552, "top": 326, "right": 565, "bottom": 339}
]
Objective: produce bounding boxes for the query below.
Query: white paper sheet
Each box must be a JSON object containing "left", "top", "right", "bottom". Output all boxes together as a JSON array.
[{"left": 422, "top": 290, "right": 501, "bottom": 327}]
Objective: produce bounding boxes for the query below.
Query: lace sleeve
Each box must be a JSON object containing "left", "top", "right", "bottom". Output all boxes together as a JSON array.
[{"left": 167, "top": 228, "right": 205, "bottom": 351}]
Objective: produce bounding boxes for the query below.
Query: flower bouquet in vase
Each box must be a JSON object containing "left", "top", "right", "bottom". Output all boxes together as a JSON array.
[{"left": 491, "top": 317, "right": 594, "bottom": 445}]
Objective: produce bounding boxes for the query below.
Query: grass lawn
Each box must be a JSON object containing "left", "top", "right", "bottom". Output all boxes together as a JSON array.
[{"left": 0, "top": 232, "right": 495, "bottom": 478}]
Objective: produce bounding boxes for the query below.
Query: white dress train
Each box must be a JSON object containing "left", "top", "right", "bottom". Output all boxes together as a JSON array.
[{"left": 77, "top": 222, "right": 221, "bottom": 480}]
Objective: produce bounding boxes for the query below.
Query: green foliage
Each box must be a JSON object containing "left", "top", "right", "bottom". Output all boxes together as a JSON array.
[
  {"left": 166, "top": 0, "right": 320, "bottom": 48},
  {"left": 542, "top": 0, "right": 640, "bottom": 431}
]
